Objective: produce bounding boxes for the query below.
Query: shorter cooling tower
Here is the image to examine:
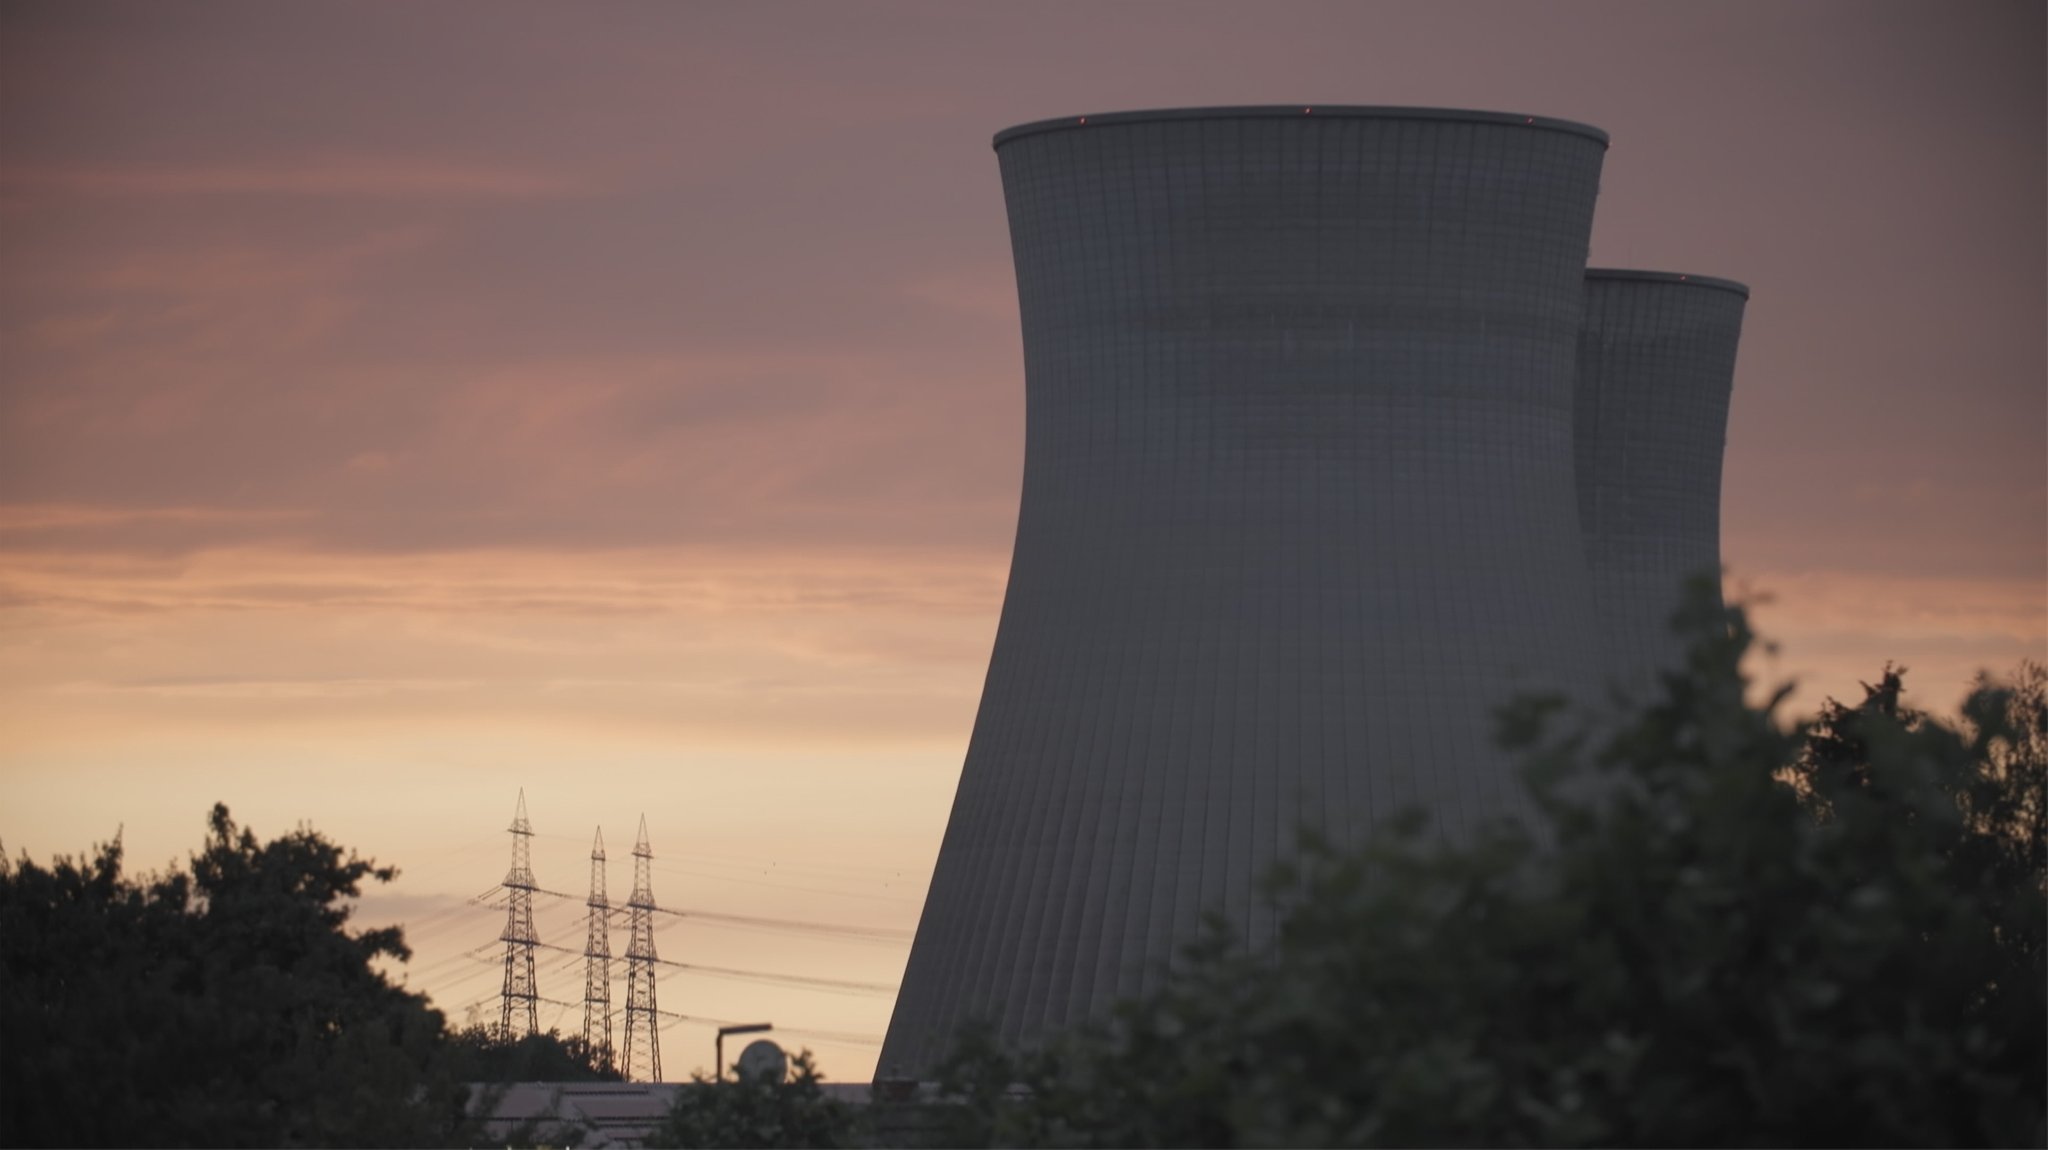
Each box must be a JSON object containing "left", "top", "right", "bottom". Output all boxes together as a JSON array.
[{"left": 1575, "top": 270, "right": 1749, "bottom": 686}]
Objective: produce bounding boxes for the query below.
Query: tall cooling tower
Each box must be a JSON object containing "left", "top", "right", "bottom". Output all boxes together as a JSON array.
[
  {"left": 882, "top": 107, "right": 1611, "bottom": 1076},
  {"left": 1576, "top": 270, "right": 1748, "bottom": 686}
]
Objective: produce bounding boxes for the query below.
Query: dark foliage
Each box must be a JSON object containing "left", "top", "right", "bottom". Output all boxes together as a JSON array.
[
  {"left": 930, "top": 601, "right": 2048, "bottom": 1147},
  {"left": 442, "top": 1023, "right": 621, "bottom": 1084},
  {"left": 0, "top": 804, "right": 477, "bottom": 1147},
  {"left": 643, "top": 1048, "right": 864, "bottom": 1149}
]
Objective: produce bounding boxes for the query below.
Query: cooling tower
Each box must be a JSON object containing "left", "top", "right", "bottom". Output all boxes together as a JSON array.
[
  {"left": 881, "top": 106, "right": 1611, "bottom": 1076},
  {"left": 1576, "top": 270, "right": 1748, "bottom": 687}
]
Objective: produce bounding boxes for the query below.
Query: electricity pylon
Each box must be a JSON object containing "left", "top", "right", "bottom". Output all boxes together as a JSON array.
[
  {"left": 621, "top": 815, "right": 662, "bottom": 1082},
  {"left": 498, "top": 790, "right": 540, "bottom": 1038},
  {"left": 582, "top": 827, "right": 614, "bottom": 1072}
]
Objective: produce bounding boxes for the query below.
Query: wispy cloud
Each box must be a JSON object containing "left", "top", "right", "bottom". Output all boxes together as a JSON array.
[
  {"left": 88, "top": 228, "right": 435, "bottom": 296},
  {"left": 0, "top": 540, "right": 1008, "bottom": 619},
  {"left": 0, "top": 157, "right": 596, "bottom": 200},
  {"left": 0, "top": 541, "right": 1001, "bottom": 773},
  {"left": 55, "top": 675, "right": 485, "bottom": 701},
  {"left": 1739, "top": 568, "right": 2045, "bottom": 713},
  {"left": 901, "top": 263, "right": 1018, "bottom": 323},
  {"left": 0, "top": 504, "right": 313, "bottom": 532}
]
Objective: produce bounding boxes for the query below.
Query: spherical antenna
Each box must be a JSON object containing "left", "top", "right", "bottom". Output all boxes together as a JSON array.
[{"left": 737, "top": 1038, "right": 788, "bottom": 1084}]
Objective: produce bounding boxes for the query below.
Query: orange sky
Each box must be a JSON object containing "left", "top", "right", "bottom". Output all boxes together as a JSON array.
[{"left": 2, "top": 1, "right": 2042, "bottom": 1083}]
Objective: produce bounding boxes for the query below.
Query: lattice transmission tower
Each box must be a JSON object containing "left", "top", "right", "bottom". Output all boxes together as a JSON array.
[
  {"left": 621, "top": 815, "right": 662, "bottom": 1082},
  {"left": 498, "top": 790, "right": 540, "bottom": 1038},
  {"left": 581, "top": 827, "right": 614, "bottom": 1072}
]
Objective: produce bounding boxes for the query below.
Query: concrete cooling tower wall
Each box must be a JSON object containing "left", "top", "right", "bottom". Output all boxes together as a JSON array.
[
  {"left": 880, "top": 106, "right": 1614, "bottom": 1076},
  {"left": 1576, "top": 270, "right": 1748, "bottom": 689}
]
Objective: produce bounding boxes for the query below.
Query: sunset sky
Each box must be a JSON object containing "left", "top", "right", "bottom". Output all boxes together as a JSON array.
[{"left": 2, "top": 0, "right": 2041, "bottom": 1083}]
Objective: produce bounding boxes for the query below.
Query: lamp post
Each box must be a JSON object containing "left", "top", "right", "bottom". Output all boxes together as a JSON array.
[{"left": 715, "top": 1023, "right": 772, "bottom": 1082}]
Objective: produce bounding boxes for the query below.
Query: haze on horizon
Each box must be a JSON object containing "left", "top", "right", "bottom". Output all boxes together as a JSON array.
[{"left": 1, "top": 0, "right": 2041, "bottom": 1083}]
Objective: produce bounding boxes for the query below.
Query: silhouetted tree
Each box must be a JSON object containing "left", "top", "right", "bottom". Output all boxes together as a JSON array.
[
  {"left": 0, "top": 804, "right": 478, "bottom": 1147},
  {"left": 442, "top": 1023, "right": 621, "bottom": 1083},
  {"left": 931, "top": 598, "right": 2048, "bottom": 1147},
  {"left": 643, "top": 1048, "right": 864, "bottom": 1149}
]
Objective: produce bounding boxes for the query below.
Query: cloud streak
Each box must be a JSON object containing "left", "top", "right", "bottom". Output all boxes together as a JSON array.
[{"left": 0, "top": 157, "right": 596, "bottom": 200}]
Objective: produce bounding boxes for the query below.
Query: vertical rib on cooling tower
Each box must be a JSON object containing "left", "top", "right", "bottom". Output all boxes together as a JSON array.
[
  {"left": 881, "top": 106, "right": 1612, "bottom": 1076},
  {"left": 1576, "top": 270, "right": 1749, "bottom": 688}
]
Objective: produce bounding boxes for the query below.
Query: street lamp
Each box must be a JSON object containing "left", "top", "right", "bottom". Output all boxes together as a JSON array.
[{"left": 715, "top": 1023, "right": 772, "bottom": 1082}]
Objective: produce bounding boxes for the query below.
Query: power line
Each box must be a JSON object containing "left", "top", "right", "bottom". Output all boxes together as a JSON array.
[
  {"left": 647, "top": 862, "right": 921, "bottom": 905},
  {"left": 403, "top": 943, "right": 499, "bottom": 983},
  {"left": 659, "top": 851, "right": 929, "bottom": 881},
  {"left": 649, "top": 904, "right": 912, "bottom": 944},
  {"left": 648, "top": 956, "right": 896, "bottom": 996},
  {"left": 523, "top": 936, "right": 894, "bottom": 997},
  {"left": 422, "top": 963, "right": 508, "bottom": 1011},
  {"left": 530, "top": 829, "right": 929, "bottom": 880},
  {"left": 647, "top": 913, "right": 907, "bottom": 949},
  {"left": 516, "top": 884, "right": 913, "bottom": 945},
  {"left": 535, "top": 864, "right": 921, "bottom": 910}
]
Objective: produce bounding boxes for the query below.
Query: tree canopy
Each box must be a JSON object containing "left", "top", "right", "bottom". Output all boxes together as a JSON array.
[
  {"left": 441, "top": 1023, "right": 621, "bottom": 1086},
  {"left": 930, "top": 603, "right": 2047, "bottom": 1147},
  {"left": 0, "top": 804, "right": 477, "bottom": 1147},
  {"left": 644, "top": 1048, "right": 864, "bottom": 1149}
]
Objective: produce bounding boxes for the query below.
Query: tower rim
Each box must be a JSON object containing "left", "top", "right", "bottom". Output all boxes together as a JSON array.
[
  {"left": 993, "top": 105, "right": 1609, "bottom": 150},
  {"left": 1586, "top": 267, "right": 1751, "bottom": 299}
]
